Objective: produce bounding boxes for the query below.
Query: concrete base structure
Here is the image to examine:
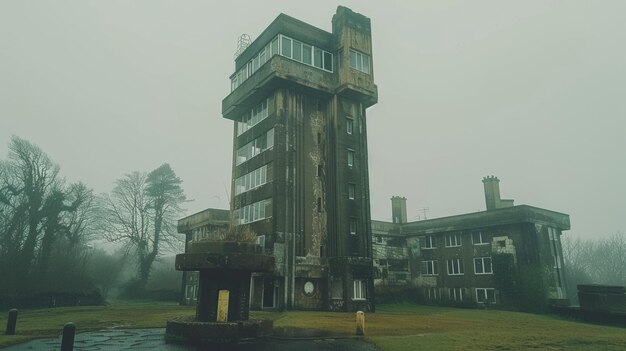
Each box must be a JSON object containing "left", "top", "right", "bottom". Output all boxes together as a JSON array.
[
  {"left": 167, "top": 241, "right": 274, "bottom": 345},
  {"left": 165, "top": 317, "right": 273, "bottom": 344}
]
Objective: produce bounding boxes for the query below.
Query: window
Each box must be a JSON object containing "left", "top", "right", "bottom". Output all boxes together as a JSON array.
[
  {"left": 331, "top": 280, "right": 343, "bottom": 299},
  {"left": 281, "top": 36, "right": 292, "bottom": 58},
  {"left": 447, "top": 258, "right": 464, "bottom": 275},
  {"left": 237, "top": 99, "right": 270, "bottom": 136},
  {"left": 548, "top": 227, "right": 562, "bottom": 269},
  {"left": 424, "top": 287, "right": 439, "bottom": 300},
  {"left": 346, "top": 117, "right": 354, "bottom": 134},
  {"left": 313, "top": 47, "right": 323, "bottom": 68},
  {"left": 395, "top": 273, "right": 407, "bottom": 280},
  {"left": 281, "top": 34, "right": 332, "bottom": 71},
  {"left": 236, "top": 129, "right": 274, "bottom": 165},
  {"left": 293, "top": 40, "right": 302, "bottom": 61},
  {"left": 349, "top": 49, "right": 370, "bottom": 74},
  {"left": 323, "top": 51, "right": 333, "bottom": 71},
  {"left": 230, "top": 35, "right": 333, "bottom": 92},
  {"left": 302, "top": 44, "right": 312, "bottom": 65},
  {"left": 420, "top": 235, "right": 436, "bottom": 249},
  {"left": 231, "top": 40, "right": 278, "bottom": 92},
  {"left": 235, "top": 164, "right": 269, "bottom": 195},
  {"left": 375, "top": 236, "right": 383, "bottom": 244},
  {"left": 347, "top": 149, "right": 355, "bottom": 167},
  {"left": 445, "top": 233, "right": 462, "bottom": 247},
  {"left": 471, "top": 231, "right": 489, "bottom": 245},
  {"left": 234, "top": 198, "right": 273, "bottom": 225},
  {"left": 271, "top": 37, "right": 279, "bottom": 56},
  {"left": 317, "top": 197, "right": 322, "bottom": 213},
  {"left": 548, "top": 227, "right": 558, "bottom": 241},
  {"left": 317, "top": 164, "right": 323, "bottom": 177},
  {"left": 421, "top": 260, "right": 438, "bottom": 276},
  {"left": 449, "top": 287, "right": 464, "bottom": 302},
  {"left": 389, "top": 259, "right": 409, "bottom": 272},
  {"left": 474, "top": 257, "right": 493, "bottom": 275},
  {"left": 353, "top": 279, "right": 366, "bottom": 300},
  {"left": 349, "top": 218, "right": 357, "bottom": 235},
  {"left": 348, "top": 183, "right": 356, "bottom": 199},
  {"left": 553, "top": 255, "right": 562, "bottom": 269},
  {"left": 476, "top": 288, "right": 496, "bottom": 303},
  {"left": 185, "top": 285, "right": 195, "bottom": 299},
  {"left": 256, "top": 235, "right": 266, "bottom": 248}
]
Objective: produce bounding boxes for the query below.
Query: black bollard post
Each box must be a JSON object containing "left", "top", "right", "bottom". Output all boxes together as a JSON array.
[
  {"left": 61, "top": 322, "right": 76, "bottom": 351},
  {"left": 5, "top": 309, "right": 18, "bottom": 335}
]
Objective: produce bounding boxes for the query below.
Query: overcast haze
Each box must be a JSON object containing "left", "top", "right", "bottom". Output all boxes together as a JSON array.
[{"left": 1, "top": 1, "right": 625, "bottom": 241}]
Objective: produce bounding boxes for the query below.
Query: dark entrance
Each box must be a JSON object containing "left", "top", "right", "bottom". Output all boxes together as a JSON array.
[{"left": 263, "top": 277, "right": 276, "bottom": 308}]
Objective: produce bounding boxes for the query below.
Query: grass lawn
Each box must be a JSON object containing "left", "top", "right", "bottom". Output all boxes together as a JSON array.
[{"left": 1, "top": 302, "right": 625, "bottom": 350}]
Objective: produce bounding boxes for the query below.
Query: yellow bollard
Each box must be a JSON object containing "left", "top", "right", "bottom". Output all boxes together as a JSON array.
[
  {"left": 216, "top": 290, "right": 230, "bottom": 323},
  {"left": 355, "top": 311, "right": 365, "bottom": 336}
]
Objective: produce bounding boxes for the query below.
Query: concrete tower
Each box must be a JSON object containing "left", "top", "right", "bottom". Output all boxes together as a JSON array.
[{"left": 222, "top": 6, "right": 377, "bottom": 312}]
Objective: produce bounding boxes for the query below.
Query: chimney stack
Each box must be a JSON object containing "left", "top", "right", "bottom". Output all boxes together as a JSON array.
[
  {"left": 391, "top": 196, "right": 408, "bottom": 224},
  {"left": 482, "top": 176, "right": 514, "bottom": 210}
]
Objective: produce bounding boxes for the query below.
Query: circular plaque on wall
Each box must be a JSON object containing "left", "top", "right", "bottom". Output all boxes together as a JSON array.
[{"left": 304, "top": 281, "right": 315, "bottom": 296}]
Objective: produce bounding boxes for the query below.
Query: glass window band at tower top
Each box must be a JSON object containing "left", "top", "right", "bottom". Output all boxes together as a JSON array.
[{"left": 230, "top": 34, "right": 334, "bottom": 92}]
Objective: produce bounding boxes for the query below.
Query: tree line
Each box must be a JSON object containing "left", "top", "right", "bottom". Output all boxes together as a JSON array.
[
  {"left": 0, "top": 136, "right": 186, "bottom": 308},
  {"left": 563, "top": 231, "right": 626, "bottom": 304}
]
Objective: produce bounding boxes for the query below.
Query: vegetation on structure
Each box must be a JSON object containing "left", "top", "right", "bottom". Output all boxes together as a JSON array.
[
  {"left": 492, "top": 253, "right": 548, "bottom": 313},
  {"left": 2, "top": 302, "right": 626, "bottom": 350},
  {"left": 198, "top": 224, "right": 257, "bottom": 243}
]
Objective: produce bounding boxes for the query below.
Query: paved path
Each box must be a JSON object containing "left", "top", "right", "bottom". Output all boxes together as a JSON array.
[{"left": 3, "top": 328, "right": 380, "bottom": 351}]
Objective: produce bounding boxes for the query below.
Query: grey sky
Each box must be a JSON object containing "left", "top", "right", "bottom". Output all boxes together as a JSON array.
[{"left": 1, "top": 1, "right": 625, "bottom": 240}]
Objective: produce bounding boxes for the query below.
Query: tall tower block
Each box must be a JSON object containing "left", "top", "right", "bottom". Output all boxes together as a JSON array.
[{"left": 222, "top": 6, "right": 377, "bottom": 312}]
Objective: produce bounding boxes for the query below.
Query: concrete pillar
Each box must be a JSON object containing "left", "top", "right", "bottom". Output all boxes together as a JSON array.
[
  {"left": 355, "top": 311, "right": 365, "bottom": 335},
  {"left": 5, "top": 309, "right": 17, "bottom": 335},
  {"left": 61, "top": 322, "right": 75, "bottom": 351}
]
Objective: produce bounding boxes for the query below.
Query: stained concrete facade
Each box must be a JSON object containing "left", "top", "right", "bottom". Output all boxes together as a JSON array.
[
  {"left": 222, "top": 6, "right": 377, "bottom": 312},
  {"left": 372, "top": 177, "right": 571, "bottom": 308}
]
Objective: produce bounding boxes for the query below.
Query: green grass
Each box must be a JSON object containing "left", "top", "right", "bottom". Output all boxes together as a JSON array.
[
  {"left": 1, "top": 302, "right": 625, "bottom": 350},
  {"left": 0, "top": 301, "right": 195, "bottom": 348}
]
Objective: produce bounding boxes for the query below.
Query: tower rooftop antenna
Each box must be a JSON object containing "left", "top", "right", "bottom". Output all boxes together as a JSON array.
[{"left": 234, "top": 34, "right": 251, "bottom": 59}]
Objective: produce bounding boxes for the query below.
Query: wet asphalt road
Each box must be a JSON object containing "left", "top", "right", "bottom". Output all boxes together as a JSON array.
[{"left": 2, "top": 328, "right": 380, "bottom": 351}]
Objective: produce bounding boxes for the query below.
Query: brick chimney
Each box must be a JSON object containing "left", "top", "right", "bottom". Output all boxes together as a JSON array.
[{"left": 391, "top": 196, "right": 408, "bottom": 224}]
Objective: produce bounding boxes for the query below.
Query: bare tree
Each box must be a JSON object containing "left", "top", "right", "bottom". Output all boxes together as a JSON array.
[
  {"left": 563, "top": 232, "right": 626, "bottom": 303},
  {"left": 0, "top": 136, "right": 95, "bottom": 293},
  {"left": 592, "top": 232, "right": 626, "bottom": 285},
  {"left": 102, "top": 164, "right": 185, "bottom": 292}
]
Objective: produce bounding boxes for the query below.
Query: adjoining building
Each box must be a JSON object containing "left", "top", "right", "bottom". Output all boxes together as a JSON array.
[
  {"left": 177, "top": 208, "right": 230, "bottom": 305},
  {"left": 373, "top": 176, "right": 571, "bottom": 309},
  {"left": 220, "top": 6, "right": 377, "bottom": 312}
]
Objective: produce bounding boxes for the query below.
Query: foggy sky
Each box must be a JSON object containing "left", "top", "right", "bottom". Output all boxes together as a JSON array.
[{"left": 1, "top": 1, "right": 625, "bottom": 241}]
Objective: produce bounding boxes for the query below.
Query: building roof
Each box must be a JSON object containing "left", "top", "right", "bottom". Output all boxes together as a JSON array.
[
  {"left": 234, "top": 13, "right": 333, "bottom": 71},
  {"left": 177, "top": 208, "right": 230, "bottom": 233},
  {"left": 372, "top": 204, "right": 570, "bottom": 236}
]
